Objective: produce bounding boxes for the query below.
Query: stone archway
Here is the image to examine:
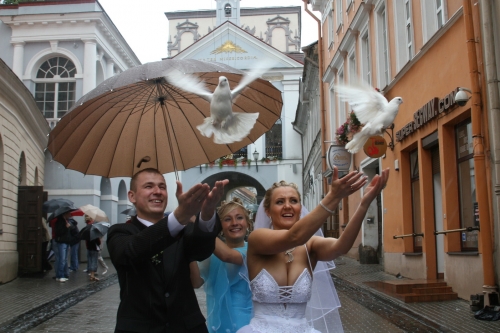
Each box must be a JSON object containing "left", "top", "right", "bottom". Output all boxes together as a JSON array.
[{"left": 200, "top": 171, "right": 266, "bottom": 205}]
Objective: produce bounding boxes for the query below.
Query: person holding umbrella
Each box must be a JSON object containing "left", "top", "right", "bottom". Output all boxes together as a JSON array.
[
  {"left": 81, "top": 215, "right": 101, "bottom": 282},
  {"left": 53, "top": 206, "right": 77, "bottom": 282},
  {"left": 107, "top": 168, "right": 228, "bottom": 333}
]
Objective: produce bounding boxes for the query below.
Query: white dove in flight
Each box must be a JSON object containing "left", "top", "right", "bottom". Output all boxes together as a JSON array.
[
  {"left": 165, "top": 67, "right": 268, "bottom": 144},
  {"left": 335, "top": 81, "right": 403, "bottom": 153}
]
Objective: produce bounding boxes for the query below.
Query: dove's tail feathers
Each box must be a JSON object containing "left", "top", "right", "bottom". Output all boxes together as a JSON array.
[
  {"left": 197, "top": 112, "right": 259, "bottom": 144},
  {"left": 197, "top": 117, "right": 216, "bottom": 138},
  {"left": 345, "top": 132, "right": 370, "bottom": 154}
]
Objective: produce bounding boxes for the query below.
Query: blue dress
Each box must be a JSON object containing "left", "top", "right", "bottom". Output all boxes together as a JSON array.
[{"left": 199, "top": 242, "right": 253, "bottom": 332}]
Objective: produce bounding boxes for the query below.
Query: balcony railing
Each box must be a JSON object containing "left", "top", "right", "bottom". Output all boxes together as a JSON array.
[{"left": 265, "top": 145, "right": 282, "bottom": 159}]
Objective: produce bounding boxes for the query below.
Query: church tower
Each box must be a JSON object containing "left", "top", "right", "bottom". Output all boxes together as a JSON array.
[{"left": 215, "top": 0, "right": 240, "bottom": 26}]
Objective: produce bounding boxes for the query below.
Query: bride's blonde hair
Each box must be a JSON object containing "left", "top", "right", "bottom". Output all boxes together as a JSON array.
[{"left": 262, "top": 180, "right": 301, "bottom": 211}]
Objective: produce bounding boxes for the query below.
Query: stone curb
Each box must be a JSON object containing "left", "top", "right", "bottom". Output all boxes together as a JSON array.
[{"left": 332, "top": 274, "right": 453, "bottom": 333}]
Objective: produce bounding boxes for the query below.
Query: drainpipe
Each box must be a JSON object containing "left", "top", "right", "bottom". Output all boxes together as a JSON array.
[
  {"left": 303, "top": 0, "right": 327, "bottom": 192},
  {"left": 480, "top": 0, "right": 500, "bottom": 285},
  {"left": 462, "top": 0, "right": 497, "bottom": 294}
]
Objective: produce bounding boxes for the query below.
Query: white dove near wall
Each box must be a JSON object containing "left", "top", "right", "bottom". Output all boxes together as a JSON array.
[
  {"left": 165, "top": 67, "right": 268, "bottom": 145},
  {"left": 335, "top": 81, "right": 403, "bottom": 153}
]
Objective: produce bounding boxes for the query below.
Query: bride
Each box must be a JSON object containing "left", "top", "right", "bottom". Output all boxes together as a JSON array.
[{"left": 237, "top": 167, "right": 389, "bottom": 333}]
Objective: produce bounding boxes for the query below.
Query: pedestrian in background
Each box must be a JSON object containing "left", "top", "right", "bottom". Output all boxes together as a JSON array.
[
  {"left": 68, "top": 218, "right": 80, "bottom": 272},
  {"left": 97, "top": 250, "right": 108, "bottom": 275},
  {"left": 41, "top": 217, "right": 52, "bottom": 272},
  {"left": 83, "top": 215, "right": 101, "bottom": 281},
  {"left": 54, "top": 210, "right": 76, "bottom": 282}
]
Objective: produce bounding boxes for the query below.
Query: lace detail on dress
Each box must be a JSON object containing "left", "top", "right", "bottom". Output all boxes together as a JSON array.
[
  {"left": 251, "top": 269, "right": 312, "bottom": 304},
  {"left": 241, "top": 269, "right": 319, "bottom": 333}
]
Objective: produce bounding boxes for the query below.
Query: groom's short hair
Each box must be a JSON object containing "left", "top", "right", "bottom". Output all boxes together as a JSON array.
[{"left": 130, "top": 168, "right": 164, "bottom": 192}]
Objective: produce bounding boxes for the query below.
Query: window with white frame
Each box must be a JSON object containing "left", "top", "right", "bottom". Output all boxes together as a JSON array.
[
  {"left": 336, "top": 0, "right": 343, "bottom": 30},
  {"left": 34, "top": 57, "right": 76, "bottom": 127},
  {"left": 376, "top": 5, "right": 390, "bottom": 88},
  {"left": 337, "top": 69, "right": 346, "bottom": 125},
  {"left": 421, "top": 0, "right": 446, "bottom": 43},
  {"left": 436, "top": 0, "right": 444, "bottom": 28},
  {"left": 361, "top": 31, "right": 371, "bottom": 84},
  {"left": 328, "top": 8, "right": 334, "bottom": 48},
  {"left": 405, "top": 0, "right": 413, "bottom": 60},
  {"left": 329, "top": 85, "right": 337, "bottom": 141},
  {"left": 394, "top": 1, "right": 413, "bottom": 71},
  {"left": 348, "top": 51, "right": 356, "bottom": 82},
  {"left": 347, "top": 0, "right": 354, "bottom": 12}
]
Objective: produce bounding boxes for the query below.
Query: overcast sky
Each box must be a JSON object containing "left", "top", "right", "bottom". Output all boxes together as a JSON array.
[{"left": 98, "top": 0, "right": 320, "bottom": 64}]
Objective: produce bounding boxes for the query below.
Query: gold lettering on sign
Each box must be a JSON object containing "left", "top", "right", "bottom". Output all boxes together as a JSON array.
[{"left": 211, "top": 40, "right": 247, "bottom": 54}]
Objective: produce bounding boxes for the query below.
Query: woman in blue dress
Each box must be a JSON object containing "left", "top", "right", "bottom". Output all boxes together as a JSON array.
[{"left": 190, "top": 198, "right": 253, "bottom": 332}]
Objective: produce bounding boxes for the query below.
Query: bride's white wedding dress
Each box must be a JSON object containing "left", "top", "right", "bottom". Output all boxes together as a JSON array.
[{"left": 236, "top": 268, "right": 320, "bottom": 333}]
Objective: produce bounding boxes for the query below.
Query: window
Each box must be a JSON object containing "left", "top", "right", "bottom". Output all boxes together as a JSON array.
[
  {"left": 329, "top": 86, "right": 337, "bottom": 141},
  {"left": 18, "top": 152, "right": 26, "bottom": 186},
  {"left": 405, "top": 0, "right": 413, "bottom": 60},
  {"left": 361, "top": 32, "right": 371, "bottom": 84},
  {"left": 337, "top": 69, "right": 346, "bottom": 124},
  {"left": 336, "top": 0, "right": 343, "bottom": 30},
  {"left": 410, "top": 150, "right": 422, "bottom": 251},
  {"left": 34, "top": 57, "right": 76, "bottom": 127},
  {"left": 328, "top": 8, "right": 334, "bottom": 48},
  {"left": 348, "top": 51, "right": 356, "bottom": 82},
  {"left": 394, "top": 0, "right": 413, "bottom": 71},
  {"left": 224, "top": 3, "right": 232, "bottom": 16},
  {"left": 265, "top": 119, "right": 282, "bottom": 159},
  {"left": 436, "top": 0, "right": 444, "bottom": 28},
  {"left": 376, "top": 5, "right": 390, "bottom": 88},
  {"left": 422, "top": 0, "right": 446, "bottom": 43},
  {"left": 455, "top": 120, "right": 478, "bottom": 250}
]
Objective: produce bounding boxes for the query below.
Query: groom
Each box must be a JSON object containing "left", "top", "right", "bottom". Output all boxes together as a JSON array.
[{"left": 107, "top": 168, "right": 228, "bottom": 332}]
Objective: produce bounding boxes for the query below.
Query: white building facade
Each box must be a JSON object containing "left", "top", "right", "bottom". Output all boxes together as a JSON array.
[{"left": 167, "top": 0, "right": 305, "bottom": 202}]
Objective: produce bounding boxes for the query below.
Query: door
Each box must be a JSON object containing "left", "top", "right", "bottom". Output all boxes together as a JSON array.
[
  {"left": 431, "top": 148, "right": 445, "bottom": 278},
  {"left": 17, "top": 186, "right": 44, "bottom": 273}
]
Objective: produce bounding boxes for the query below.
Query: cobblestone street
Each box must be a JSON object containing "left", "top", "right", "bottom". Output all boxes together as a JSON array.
[
  {"left": 24, "top": 282, "right": 406, "bottom": 333},
  {"left": 1, "top": 257, "right": 498, "bottom": 333}
]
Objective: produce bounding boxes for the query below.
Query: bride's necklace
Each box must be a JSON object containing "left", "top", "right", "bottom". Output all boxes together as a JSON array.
[{"left": 285, "top": 247, "right": 296, "bottom": 263}]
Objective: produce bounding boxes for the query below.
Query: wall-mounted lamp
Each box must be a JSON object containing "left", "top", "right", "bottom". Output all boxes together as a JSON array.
[
  {"left": 394, "top": 159, "right": 399, "bottom": 171},
  {"left": 253, "top": 149, "right": 259, "bottom": 172},
  {"left": 455, "top": 87, "right": 472, "bottom": 107}
]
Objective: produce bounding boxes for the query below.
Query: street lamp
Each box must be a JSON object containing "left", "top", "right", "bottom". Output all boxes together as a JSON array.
[{"left": 253, "top": 148, "right": 259, "bottom": 172}]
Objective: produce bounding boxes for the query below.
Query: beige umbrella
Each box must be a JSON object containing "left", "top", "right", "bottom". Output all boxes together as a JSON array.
[
  {"left": 47, "top": 59, "right": 282, "bottom": 177},
  {"left": 79, "top": 204, "right": 109, "bottom": 222}
]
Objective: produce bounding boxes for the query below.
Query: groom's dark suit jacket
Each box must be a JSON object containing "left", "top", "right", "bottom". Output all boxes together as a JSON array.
[{"left": 107, "top": 214, "right": 220, "bottom": 333}]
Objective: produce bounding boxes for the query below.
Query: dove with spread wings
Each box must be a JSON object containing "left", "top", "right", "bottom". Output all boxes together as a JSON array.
[
  {"left": 335, "top": 81, "right": 403, "bottom": 153},
  {"left": 165, "top": 68, "right": 268, "bottom": 145}
]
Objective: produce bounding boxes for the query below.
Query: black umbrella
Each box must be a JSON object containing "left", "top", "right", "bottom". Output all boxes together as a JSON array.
[
  {"left": 120, "top": 207, "right": 136, "bottom": 216},
  {"left": 78, "top": 222, "right": 111, "bottom": 241},
  {"left": 43, "top": 198, "right": 74, "bottom": 214},
  {"left": 51, "top": 203, "right": 78, "bottom": 218}
]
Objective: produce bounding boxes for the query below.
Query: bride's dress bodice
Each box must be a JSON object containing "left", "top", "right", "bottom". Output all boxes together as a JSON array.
[{"left": 241, "top": 268, "right": 319, "bottom": 333}]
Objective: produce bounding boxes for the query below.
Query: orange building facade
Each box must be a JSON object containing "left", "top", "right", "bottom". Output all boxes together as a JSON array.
[{"left": 309, "top": 0, "right": 497, "bottom": 300}]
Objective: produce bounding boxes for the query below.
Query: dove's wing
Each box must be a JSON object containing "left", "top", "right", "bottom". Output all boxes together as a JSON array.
[
  {"left": 164, "top": 70, "right": 213, "bottom": 102},
  {"left": 335, "top": 82, "right": 388, "bottom": 125},
  {"left": 230, "top": 65, "right": 274, "bottom": 99}
]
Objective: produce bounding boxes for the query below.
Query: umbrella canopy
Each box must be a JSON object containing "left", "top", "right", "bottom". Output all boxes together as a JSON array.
[
  {"left": 79, "top": 204, "right": 109, "bottom": 222},
  {"left": 120, "top": 207, "right": 136, "bottom": 216},
  {"left": 47, "top": 59, "right": 283, "bottom": 177},
  {"left": 78, "top": 222, "right": 111, "bottom": 241},
  {"left": 47, "top": 208, "right": 84, "bottom": 223},
  {"left": 43, "top": 198, "right": 74, "bottom": 214},
  {"left": 51, "top": 203, "right": 78, "bottom": 218}
]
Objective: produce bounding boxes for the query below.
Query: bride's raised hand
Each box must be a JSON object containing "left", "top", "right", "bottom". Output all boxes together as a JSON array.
[
  {"left": 326, "top": 166, "right": 367, "bottom": 201},
  {"left": 361, "top": 168, "right": 390, "bottom": 204}
]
